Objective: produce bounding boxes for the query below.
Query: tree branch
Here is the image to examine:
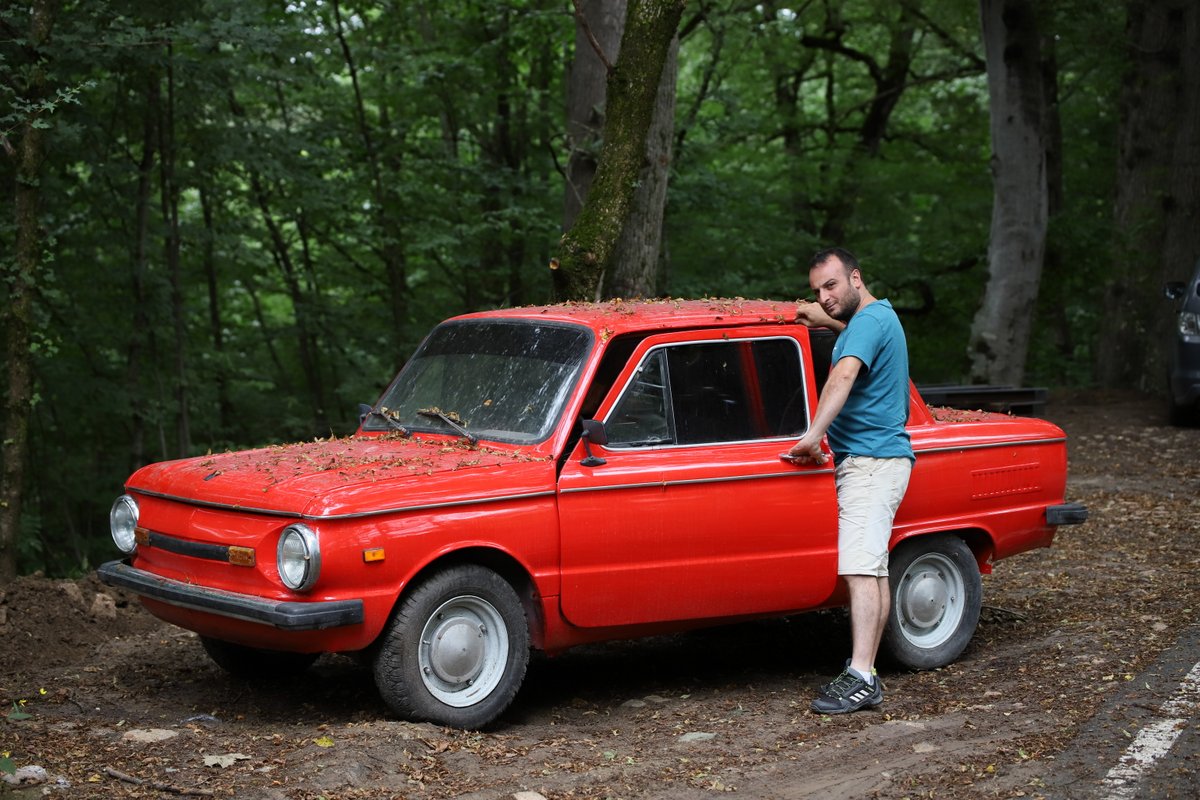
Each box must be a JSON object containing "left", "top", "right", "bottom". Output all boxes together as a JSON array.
[{"left": 572, "top": 0, "right": 615, "bottom": 74}]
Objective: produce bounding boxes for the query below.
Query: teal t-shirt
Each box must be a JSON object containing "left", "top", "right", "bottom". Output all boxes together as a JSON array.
[{"left": 827, "top": 299, "right": 914, "bottom": 463}]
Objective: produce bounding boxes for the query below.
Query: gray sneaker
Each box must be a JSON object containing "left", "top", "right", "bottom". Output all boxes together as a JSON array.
[
  {"left": 811, "top": 669, "right": 882, "bottom": 714},
  {"left": 818, "top": 661, "right": 882, "bottom": 700}
]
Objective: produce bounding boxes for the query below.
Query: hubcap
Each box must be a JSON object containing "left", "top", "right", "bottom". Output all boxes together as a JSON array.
[
  {"left": 418, "top": 595, "right": 509, "bottom": 707},
  {"left": 896, "top": 552, "right": 964, "bottom": 649}
]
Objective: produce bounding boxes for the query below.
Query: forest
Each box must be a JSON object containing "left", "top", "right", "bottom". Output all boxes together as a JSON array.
[{"left": 1, "top": 0, "right": 1197, "bottom": 578}]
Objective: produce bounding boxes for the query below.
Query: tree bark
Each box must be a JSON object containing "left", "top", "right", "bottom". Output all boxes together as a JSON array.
[
  {"left": 1, "top": 0, "right": 58, "bottom": 582},
  {"left": 563, "top": 0, "right": 627, "bottom": 232},
  {"left": 967, "top": 0, "right": 1049, "bottom": 385},
  {"left": 1096, "top": 0, "right": 1200, "bottom": 389},
  {"left": 554, "top": 0, "right": 685, "bottom": 302},
  {"left": 606, "top": 33, "right": 678, "bottom": 300}
]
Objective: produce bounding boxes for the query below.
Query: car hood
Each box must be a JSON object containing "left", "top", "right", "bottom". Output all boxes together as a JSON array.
[{"left": 125, "top": 434, "right": 554, "bottom": 518}]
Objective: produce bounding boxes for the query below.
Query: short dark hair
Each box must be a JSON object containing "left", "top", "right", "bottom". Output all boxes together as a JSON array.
[{"left": 809, "top": 247, "right": 860, "bottom": 274}]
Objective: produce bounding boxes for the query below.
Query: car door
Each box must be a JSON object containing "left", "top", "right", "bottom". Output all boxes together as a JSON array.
[{"left": 557, "top": 327, "right": 839, "bottom": 629}]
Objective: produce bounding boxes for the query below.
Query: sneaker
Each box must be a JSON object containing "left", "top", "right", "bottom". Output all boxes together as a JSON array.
[
  {"left": 811, "top": 669, "right": 883, "bottom": 714},
  {"left": 818, "top": 661, "right": 883, "bottom": 698}
]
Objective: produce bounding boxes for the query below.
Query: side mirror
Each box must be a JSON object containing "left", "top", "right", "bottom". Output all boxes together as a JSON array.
[
  {"left": 358, "top": 403, "right": 373, "bottom": 426},
  {"left": 579, "top": 419, "right": 608, "bottom": 467},
  {"left": 1165, "top": 281, "right": 1186, "bottom": 301}
]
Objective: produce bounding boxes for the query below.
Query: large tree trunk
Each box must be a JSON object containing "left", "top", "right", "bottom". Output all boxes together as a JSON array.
[
  {"left": 563, "top": 0, "right": 627, "bottom": 233},
  {"left": 1096, "top": 0, "right": 1200, "bottom": 389},
  {"left": 554, "top": 0, "right": 685, "bottom": 301},
  {"left": 1, "top": 0, "right": 58, "bottom": 582},
  {"left": 606, "top": 33, "right": 678, "bottom": 299},
  {"left": 967, "top": 0, "right": 1049, "bottom": 385}
]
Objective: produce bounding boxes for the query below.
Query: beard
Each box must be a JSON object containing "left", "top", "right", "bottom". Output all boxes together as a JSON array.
[{"left": 827, "top": 287, "right": 862, "bottom": 322}]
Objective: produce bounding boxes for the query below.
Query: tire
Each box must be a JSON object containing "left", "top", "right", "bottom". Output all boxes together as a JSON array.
[
  {"left": 199, "top": 636, "right": 319, "bottom": 679},
  {"left": 373, "top": 565, "right": 529, "bottom": 729},
  {"left": 882, "top": 534, "right": 982, "bottom": 670},
  {"left": 1168, "top": 399, "right": 1198, "bottom": 427}
]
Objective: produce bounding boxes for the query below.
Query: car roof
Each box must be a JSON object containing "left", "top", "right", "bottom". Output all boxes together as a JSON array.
[{"left": 450, "top": 298, "right": 803, "bottom": 338}]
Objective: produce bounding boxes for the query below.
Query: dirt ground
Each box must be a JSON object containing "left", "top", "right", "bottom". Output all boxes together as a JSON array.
[{"left": 2, "top": 390, "right": 1198, "bottom": 799}]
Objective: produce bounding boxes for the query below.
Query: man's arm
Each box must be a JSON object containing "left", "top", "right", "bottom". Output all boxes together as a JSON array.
[
  {"left": 785, "top": 355, "right": 863, "bottom": 464},
  {"left": 794, "top": 300, "right": 847, "bottom": 332}
]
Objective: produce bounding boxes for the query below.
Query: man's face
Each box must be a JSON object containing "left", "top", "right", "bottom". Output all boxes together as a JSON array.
[{"left": 810, "top": 257, "right": 862, "bottom": 322}]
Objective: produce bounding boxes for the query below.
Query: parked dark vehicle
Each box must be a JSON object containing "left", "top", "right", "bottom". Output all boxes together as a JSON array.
[{"left": 1165, "top": 258, "right": 1200, "bottom": 426}]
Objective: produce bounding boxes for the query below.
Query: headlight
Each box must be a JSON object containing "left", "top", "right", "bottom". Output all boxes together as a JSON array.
[
  {"left": 110, "top": 495, "right": 140, "bottom": 554},
  {"left": 1179, "top": 311, "right": 1200, "bottom": 336},
  {"left": 277, "top": 524, "right": 320, "bottom": 591}
]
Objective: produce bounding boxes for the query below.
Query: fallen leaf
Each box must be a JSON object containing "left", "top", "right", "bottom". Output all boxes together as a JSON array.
[{"left": 204, "top": 753, "right": 252, "bottom": 768}]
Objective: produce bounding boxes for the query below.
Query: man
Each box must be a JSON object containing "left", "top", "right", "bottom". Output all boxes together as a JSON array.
[{"left": 786, "top": 247, "right": 914, "bottom": 714}]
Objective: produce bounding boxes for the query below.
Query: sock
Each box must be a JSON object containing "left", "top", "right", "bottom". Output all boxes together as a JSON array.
[{"left": 849, "top": 665, "right": 874, "bottom": 685}]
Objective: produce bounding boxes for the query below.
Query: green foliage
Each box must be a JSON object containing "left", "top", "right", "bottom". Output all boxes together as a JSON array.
[{"left": 0, "top": 0, "right": 1124, "bottom": 575}]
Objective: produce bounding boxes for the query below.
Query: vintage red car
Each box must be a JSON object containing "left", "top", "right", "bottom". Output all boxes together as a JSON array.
[{"left": 100, "top": 299, "right": 1086, "bottom": 728}]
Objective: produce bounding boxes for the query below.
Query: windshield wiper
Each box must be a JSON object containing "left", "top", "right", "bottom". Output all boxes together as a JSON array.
[
  {"left": 417, "top": 408, "right": 478, "bottom": 445},
  {"left": 359, "top": 404, "right": 410, "bottom": 436}
]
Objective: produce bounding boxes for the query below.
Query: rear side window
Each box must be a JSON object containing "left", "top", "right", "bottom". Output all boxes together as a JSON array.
[{"left": 606, "top": 338, "right": 808, "bottom": 447}]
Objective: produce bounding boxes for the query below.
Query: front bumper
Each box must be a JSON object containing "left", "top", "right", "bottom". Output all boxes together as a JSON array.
[
  {"left": 98, "top": 560, "right": 363, "bottom": 631},
  {"left": 1046, "top": 502, "right": 1088, "bottom": 526}
]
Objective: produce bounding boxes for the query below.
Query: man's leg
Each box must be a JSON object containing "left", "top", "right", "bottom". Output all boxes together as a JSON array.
[{"left": 846, "top": 574, "right": 889, "bottom": 677}]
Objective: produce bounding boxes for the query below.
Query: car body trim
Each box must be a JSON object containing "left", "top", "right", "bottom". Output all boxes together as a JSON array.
[
  {"left": 147, "top": 530, "right": 235, "bottom": 563},
  {"left": 97, "top": 560, "right": 363, "bottom": 630},
  {"left": 127, "top": 487, "right": 557, "bottom": 521},
  {"left": 559, "top": 468, "right": 835, "bottom": 495},
  {"left": 915, "top": 437, "right": 1066, "bottom": 456}
]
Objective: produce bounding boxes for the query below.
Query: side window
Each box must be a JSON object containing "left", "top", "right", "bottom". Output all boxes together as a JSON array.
[
  {"left": 606, "top": 350, "right": 672, "bottom": 446},
  {"left": 606, "top": 338, "right": 807, "bottom": 448}
]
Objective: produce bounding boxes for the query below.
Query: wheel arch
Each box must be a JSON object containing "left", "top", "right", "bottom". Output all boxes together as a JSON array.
[
  {"left": 387, "top": 546, "right": 545, "bottom": 650},
  {"left": 893, "top": 527, "right": 996, "bottom": 574}
]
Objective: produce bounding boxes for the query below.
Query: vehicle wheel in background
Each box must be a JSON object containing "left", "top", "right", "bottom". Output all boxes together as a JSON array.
[{"left": 200, "top": 636, "right": 320, "bottom": 678}]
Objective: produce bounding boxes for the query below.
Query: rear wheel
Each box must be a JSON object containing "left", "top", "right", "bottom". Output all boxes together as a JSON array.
[
  {"left": 199, "top": 636, "right": 319, "bottom": 678},
  {"left": 882, "top": 534, "right": 982, "bottom": 670},
  {"left": 373, "top": 565, "right": 529, "bottom": 729}
]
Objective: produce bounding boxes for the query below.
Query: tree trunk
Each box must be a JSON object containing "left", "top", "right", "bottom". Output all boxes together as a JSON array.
[
  {"left": 555, "top": 0, "right": 685, "bottom": 301},
  {"left": 200, "top": 183, "right": 233, "bottom": 438},
  {"left": 606, "top": 34, "right": 678, "bottom": 299},
  {"left": 563, "top": 0, "right": 627, "bottom": 232},
  {"left": 967, "top": 0, "right": 1049, "bottom": 385},
  {"left": 158, "top": 40, "right": 190, "bottom": 457},
  {"left": 332, "top": 0, "right": 409, "bottom": 367},
  {"left": 1, "top": 0, "right": 58, "bottom": 582},
  {"left": 126, "top": 75, "right": 158, "bottom": 469},
  {"left": 1096, "top": 0, "right": 1200, "bottom": 389},
  {"left": 250, "top": 173, "right": 329, "bottom": 433}
]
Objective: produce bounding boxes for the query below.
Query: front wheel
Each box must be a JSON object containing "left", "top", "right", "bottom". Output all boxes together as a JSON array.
[
  {"left": 882, "top": 534, "right": 982, "bottom": 670},
  {"left": 373, "top": 565, "right": 529, "bottom": 729}
]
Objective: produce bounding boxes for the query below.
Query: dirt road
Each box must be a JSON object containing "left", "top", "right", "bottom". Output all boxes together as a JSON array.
[{"left": 2, "top": 390, "right": 1197, "bottom": 799}]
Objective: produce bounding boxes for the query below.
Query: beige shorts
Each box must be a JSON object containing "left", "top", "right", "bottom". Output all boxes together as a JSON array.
[{"left": 835, "top": 455, "right": 913, "bottom": 577}]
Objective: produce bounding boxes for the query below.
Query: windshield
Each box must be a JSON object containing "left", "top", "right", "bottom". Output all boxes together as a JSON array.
[{"left": 366, "top": 320, "right": 593, "bottom": 444}]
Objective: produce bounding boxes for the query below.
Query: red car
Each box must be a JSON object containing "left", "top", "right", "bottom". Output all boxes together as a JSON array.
[{"left": 100, "top": 299, "right": 1086, "bottom": 728}]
